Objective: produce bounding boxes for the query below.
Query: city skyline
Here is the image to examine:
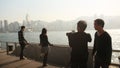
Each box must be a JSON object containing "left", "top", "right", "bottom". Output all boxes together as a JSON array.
[
  {"left": 0, "top": 0, "right": 120, "bottom": 23},
  {"left": 0, "top": 15, "right": 120, "bottom": 33}
]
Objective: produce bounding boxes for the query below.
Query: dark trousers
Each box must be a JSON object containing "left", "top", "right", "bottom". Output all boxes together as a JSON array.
[
  {"left": 43, "top": 52, "right": 48, "bottom": 65},
  {"left": 70, "top": 51, "right": 88, "bottom": 68},
  {"left": 20, "top": 44, "right": 25, "bottom": 59},
  {"left": 94, "top": 55, "right": 109, "bottom": 68}
]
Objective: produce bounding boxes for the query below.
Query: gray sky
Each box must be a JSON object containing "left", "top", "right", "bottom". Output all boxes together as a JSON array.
[{"left": 0, "top": 0, "right": 120, "bottom": 23}]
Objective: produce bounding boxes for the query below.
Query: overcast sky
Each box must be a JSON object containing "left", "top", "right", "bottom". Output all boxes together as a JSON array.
[{"left": 0, "top": 0, "right": 120, "bottom": 23}]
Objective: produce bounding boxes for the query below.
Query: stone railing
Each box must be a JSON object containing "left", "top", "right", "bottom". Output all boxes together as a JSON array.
[{"left": 0, "top": 41, "right": 119, "bottom": 68}]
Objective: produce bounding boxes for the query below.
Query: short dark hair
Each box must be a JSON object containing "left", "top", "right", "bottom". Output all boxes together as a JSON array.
[
  {"left": 42, "top": 28, "right": 47, "bottom": 34},
  {"left": 77, "top": 20, "right": 87, "bottom": 31},
  {"left": 21, "top": 26, "right": 25, "bottom": 29},
  {"left": 94, "top": 19, "right": 104, "bottom": 27}
]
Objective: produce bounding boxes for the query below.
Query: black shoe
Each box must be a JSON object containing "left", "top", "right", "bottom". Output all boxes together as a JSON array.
[
  {"left": 20, "top": 58, "right": 25, "bottom": 60},
  {"left": 42, "top": 64, "right": 47, "bottom": 67}
]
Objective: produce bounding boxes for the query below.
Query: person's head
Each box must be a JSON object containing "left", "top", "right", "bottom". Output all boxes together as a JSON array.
[
  {"left": 41, "top": 28, "right": 47, "bottom": 35},
  {"left": 94, "top": 19, "right": 104, "bottom": 30},
  {"left": 21, "top": 26, "right": 25, "bottom": 31},
  {"left": 77, "top": 20, "right": 87, "bottom": 32}
]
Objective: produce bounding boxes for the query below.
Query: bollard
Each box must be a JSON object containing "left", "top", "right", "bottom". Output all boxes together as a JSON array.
[{"left": 6, "top": 42, "right": 8, "bottom": 55}]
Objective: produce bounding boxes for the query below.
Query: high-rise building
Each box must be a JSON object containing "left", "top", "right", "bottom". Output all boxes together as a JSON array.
[
  {"left": 0, "top": 20, "right": 2, "bottom": 28},
  {"left": 25, "top": 14, "right": 32, "bottom": 32},
  {"left": 26, "top": 14, "right": 31, "bottom": 28},
  {"left": 4, "top": 20, "right": 8, "bottom": 32},
  {"left": 0, "top": 20, "right": 3, "bottom": 32}
]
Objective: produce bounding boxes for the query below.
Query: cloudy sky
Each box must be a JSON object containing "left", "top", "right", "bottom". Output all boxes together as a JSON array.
[{"left": 0, "top": 0, "right": 120, "bottom": 23}]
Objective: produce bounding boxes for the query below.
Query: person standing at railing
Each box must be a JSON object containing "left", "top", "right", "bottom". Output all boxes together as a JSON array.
[
  {"left": 92, "top": 19, "right": 112, "bottom": 68},
  {"left": 18, "top": 26, "right": 28, "bottom": 60},
  {"left": 66, "top": 20, "right": 92, "bottom": 68},
  {"left": 40, "top": 28, "right": 53, "bottom": 67}
]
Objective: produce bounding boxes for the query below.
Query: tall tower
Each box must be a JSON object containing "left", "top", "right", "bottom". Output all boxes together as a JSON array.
[
  {"left": 25, "top": 14, "right": 32, "bottom": 31},
  {"left": 26, "top": 14, "right": 31, "bottom": 28},
  {"left": 26, "top": 14, "right": 29, "bottom": 23},
  {"left": 0, "top": 20, "right": 3, "bottom": 32},
  {"left": 4, "top": 20, "right": 8, "bottom": 32}
]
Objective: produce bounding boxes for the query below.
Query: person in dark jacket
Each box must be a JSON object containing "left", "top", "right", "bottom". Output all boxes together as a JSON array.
[
  {"left": 18, "top": 26, "right": 28, "bottom": 60},
  {"left": 92, "top": 19, "right": 112, "bottom": 68},
  {"left": 40, "top": 28, "right": 53, "bottom": 67},
  {"left": 66, "top": 20, "right": 92, "bottom": 68}
]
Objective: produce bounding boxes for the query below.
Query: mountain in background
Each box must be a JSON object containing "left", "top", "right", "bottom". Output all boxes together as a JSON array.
[{"left": 45, "top": 16, "right": 120, "bottom": 31}]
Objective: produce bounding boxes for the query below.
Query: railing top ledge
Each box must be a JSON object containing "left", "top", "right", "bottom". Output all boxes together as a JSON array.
[{"left": 0, "top": 41, "right": 120, "bottom": 52}]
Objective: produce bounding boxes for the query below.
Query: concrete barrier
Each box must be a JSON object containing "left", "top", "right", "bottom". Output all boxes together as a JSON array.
[{"left": 12, "top": 44, "right": 93, "bottom": 68}]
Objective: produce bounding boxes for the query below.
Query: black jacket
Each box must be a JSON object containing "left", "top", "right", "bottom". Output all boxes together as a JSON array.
[
  {"left": 92, "top": 32, "right": 112, "bottom": 64},
  {"left": 67, "top": 32, "right": 92, "bottom": 62},
  {"left": 18, "top": 30, "right": 27, "bottom": 45},
  {"left": 40, "top": 34, "right": 51, "bottom": 47}
]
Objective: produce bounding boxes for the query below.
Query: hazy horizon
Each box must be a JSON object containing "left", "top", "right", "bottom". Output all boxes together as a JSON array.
[{"left": 0, "top": 0, "right": 120, "bottom": 23}]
